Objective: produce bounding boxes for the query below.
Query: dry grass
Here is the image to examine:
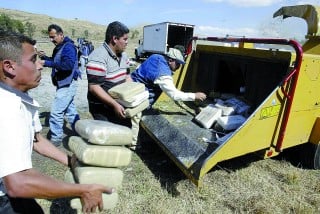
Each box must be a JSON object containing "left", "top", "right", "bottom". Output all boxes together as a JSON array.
[
  {"left": 33, "top": 135, "right": 320, "bottom": 214},
  {"left": 30, "top": 71, "right": 320, "bottom": 214}
]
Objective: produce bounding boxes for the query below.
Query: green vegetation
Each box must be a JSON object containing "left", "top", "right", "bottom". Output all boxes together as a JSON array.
[{"left": 0, "top": 13, "right": 25, "bottom": 33}]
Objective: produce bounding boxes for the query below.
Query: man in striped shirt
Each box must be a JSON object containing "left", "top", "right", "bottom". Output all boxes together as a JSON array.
[{"left": 86, "top": 21, "right": 132, "bottom": 127}]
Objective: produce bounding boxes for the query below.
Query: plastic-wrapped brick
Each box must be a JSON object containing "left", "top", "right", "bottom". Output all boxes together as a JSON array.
[
  {"left": 68, "top": 136, "right": 132, "bottom": 167},
  {"left": 64, "top": 170, "right": 119, "bottom": 210},
  {"left": 108, "top": 81, "right": 145, "bottom": 100},
  {"left": 116, "top": 90, "right": 149, "bottom": 107},
  {"left": 195, "top": 104, "right": 222, "bottom": 129},
  {"left": 217, "top": 115, "right": 246, "bottom": 131},
  {"left": 124, "top": 99, "right": 149, "bottom": 118},
  {"left": 75, "top": 119, "right": 132, "bottom": 145},
  {"left": 74, "top": 166, "right": 123, "bottom": 189}
]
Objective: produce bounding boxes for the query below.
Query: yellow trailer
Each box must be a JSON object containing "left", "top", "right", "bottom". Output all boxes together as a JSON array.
[{"left": 140, "top": 4, "right": 320, "bottom": 187}]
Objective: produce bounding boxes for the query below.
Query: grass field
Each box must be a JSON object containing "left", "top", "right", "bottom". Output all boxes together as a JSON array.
[{"left": 31, "top": 70, "right": 320, "bottom": 214}]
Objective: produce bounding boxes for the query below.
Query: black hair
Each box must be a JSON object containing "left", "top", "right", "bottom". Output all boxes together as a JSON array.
[
  {"left": 0, "top": 30, "right": 36, "bottom": 63},
  {"left": 105, "top": 21, "right": 129, "bottom": 43},
  {"left": 48, "top": 24, "right": 63, "bottom": 34}
]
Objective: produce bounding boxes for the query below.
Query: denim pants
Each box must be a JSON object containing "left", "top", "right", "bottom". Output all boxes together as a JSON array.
[{"left": 49, "top": 80, "right": 79, "bottom": 142}]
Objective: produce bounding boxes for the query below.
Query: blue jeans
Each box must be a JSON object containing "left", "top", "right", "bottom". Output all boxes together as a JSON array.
[{"left": 49, "top": 80, "right": 79, "bottom": 142}]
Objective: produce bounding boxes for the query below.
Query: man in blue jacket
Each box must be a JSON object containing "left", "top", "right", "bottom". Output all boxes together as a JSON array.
[
  {"left": 39, "top": 24, "right": 81, "bottom": 146},
  {"left": 131, "top": 48, "right": 206, "bottom": 107}
]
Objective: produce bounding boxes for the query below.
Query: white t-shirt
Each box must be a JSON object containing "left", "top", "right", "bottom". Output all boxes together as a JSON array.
[{"left": 0, "top": 84, "right": 42, "bottom": 180}]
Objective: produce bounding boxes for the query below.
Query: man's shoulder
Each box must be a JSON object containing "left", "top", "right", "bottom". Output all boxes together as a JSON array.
[
  {"left": 148, "top": 54, "right": 165, "bottom": 61},
  {"left": 88, "top": 45, "right": 110, "bottom": 61},
  {"left": 0, "top": 87, "right": 21, "bottom": 112}
]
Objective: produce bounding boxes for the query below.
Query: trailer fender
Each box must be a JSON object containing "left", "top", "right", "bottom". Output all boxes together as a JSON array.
[{"left": 309, "top": 117, "right": 320, "bottom": 145}]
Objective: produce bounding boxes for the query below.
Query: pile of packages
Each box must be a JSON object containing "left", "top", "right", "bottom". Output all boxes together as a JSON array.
[
  {"left": 108, "top": 81, "right": 149, "bottom": 118},
  {"left": 195, "top": 95, "right": 251, "bottom": 144},
  {"left": 64, "top": 119, "right": 133, "bottom": 211}
]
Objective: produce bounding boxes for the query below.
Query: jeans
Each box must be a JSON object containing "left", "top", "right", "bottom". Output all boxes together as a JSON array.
[
  {"left": 49, "top": 80, "right": 79, "bottom": 142},
  {"left": 79, "top": 56, "right": 88, "bottom": 74}
]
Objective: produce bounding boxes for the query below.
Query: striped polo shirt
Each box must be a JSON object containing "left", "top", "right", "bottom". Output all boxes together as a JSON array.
[{"left": 86, "top": 42, "right": 130, "bottom": 104}]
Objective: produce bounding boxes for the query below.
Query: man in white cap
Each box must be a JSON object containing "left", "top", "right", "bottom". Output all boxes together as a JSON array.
[{"left": 131, "top": 48, "right": 206, "bottom": 107}]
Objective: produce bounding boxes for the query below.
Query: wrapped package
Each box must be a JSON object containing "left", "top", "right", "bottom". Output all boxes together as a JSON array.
[
  {"left": 116, "top": 90, "right": 149, "bottom": 107},
  {"left": 194, "top": 104, "right": 222, "bottom": 129},
  {"left": 74, "top": 166, "right": 123, "bottom": 188},
  {"left": 75, "top": 119, "right": 132, "bottom": 146},
  {"left": 108, "top": 81, "right": 145, "bottom": 100},
  {"left": 68, "top": 136, "right": 132, "bottom": 167},
  {"left": 64, "top": 170, "right": 118, "bottom": 210},
  {"left": 216, "top": 115, "right": 246, "bottom": 131},
  {"left": 124, "top": 99, "right": 149, "bottom": 118},
  {"left": 224, "top": 97, "right": 250, "bottom": 115},
  {"left": 214, "top": 103, "right": 235, "bottom": 116}
]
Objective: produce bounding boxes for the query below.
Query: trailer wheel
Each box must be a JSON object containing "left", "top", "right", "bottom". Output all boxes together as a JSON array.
[
  {"left": 313, "top": 143, "right": 320, "bottom": 169},
  {"left": 298, "top": 142, "right": 320, "bottom": 169}
]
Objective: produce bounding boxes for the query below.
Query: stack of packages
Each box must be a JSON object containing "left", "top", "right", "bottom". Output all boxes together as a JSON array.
[
  {"left": 195, "top": 96, "right": 250, "bottom": 144},
  {"left": 108, "top": 81, "right": 149, "bottom": 118},
  {"left": 64, "top": 119, "right": 133, "bottom": 211}
]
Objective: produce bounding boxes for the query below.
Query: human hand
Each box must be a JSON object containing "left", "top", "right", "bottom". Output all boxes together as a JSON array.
[
  {"left": 113, "top": 102, "right": 126, "bottom": 118},
  {"left": 81, "top": 184, "right": 115, "bottom": 213},
  {"left": 195, "top": 92, "right": 207, "bottom": 102},
  {"left": 37, "top": 50, "right": 46, "bottom": 58}
]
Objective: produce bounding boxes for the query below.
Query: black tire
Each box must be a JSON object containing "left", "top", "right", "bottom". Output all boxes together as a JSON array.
[
  {"left": 281, "top": 142, "right": 320, "bottom": 169},
  {"left": 313, "top": 143, "right": 320, "bottom": 169},
  {"left": 297, "top": 142, "right": 320, "bottom": 169}
]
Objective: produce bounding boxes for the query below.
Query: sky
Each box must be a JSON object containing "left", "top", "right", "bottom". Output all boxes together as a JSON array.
[{"left": 1, "top": 0, "right": 320, "bottom": 40}]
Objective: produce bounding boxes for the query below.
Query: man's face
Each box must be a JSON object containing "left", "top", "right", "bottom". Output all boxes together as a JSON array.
[
  {"left": 168, "top": 58, "right": 181, "bottom": 71},
  {"left": 13, "top": 43, "right": 42, "bottom": 92},
  {"left": 114, "top": 33, "right": 129, "bottom": 54},
  {"left": 48, "top": 29, "right": 64, "bottom": 45}
]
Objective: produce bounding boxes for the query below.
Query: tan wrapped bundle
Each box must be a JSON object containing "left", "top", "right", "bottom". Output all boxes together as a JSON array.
[
  {"left": 75, "top": 119, "right": 132, "bottom": 145},
  {"left": 108, "top": 81, "right": 145, "bottom": 100},
  {"left": 116, "top": 90, "right": 149, "bottom": 107},
  {"left": 64, "top": 170, "right": 119, "bottom": 210},
  {"left": 71, "top": 193, "right": 118, "bottom": 210},
  {"left": 68, "top": 136, "right": 132, "bottom": 167},
  {"left": 74, "top": 166, "right": 123, "bottom": 188},
  {"left": 125, "top": 99, "right": 149, "bottom": 118}
]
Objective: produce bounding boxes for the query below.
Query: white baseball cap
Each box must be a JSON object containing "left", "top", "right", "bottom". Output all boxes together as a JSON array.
[{"left": 166, "top": 48, "right": 185, "bottom": 65}]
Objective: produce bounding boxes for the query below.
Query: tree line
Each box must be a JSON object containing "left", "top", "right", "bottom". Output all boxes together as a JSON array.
[{"left": 0, "top": 13, "right": 36, "bottom": 37}]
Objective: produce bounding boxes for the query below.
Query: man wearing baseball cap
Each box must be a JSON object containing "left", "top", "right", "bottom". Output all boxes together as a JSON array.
[{"left": 131, "top": 48, "right": 206, "bottom": 107}]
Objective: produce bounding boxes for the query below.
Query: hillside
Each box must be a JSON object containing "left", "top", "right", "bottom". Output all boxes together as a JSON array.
[{"left": 0, "top": 8, "right": 143, "bottom": 56}]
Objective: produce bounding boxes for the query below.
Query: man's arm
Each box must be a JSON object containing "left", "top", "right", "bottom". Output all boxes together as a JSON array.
[
  {"left": 154, "top": 76, "right": 206, "bottom": 102},
  {"left": 33, "top": 133, "right": 68, "bottom": 165},
  {"left": 88, "top": 84, "right": 126, "bottom": 118},
  {"left": 3, "top": 169, "right": 114, "bottom": 213}
]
